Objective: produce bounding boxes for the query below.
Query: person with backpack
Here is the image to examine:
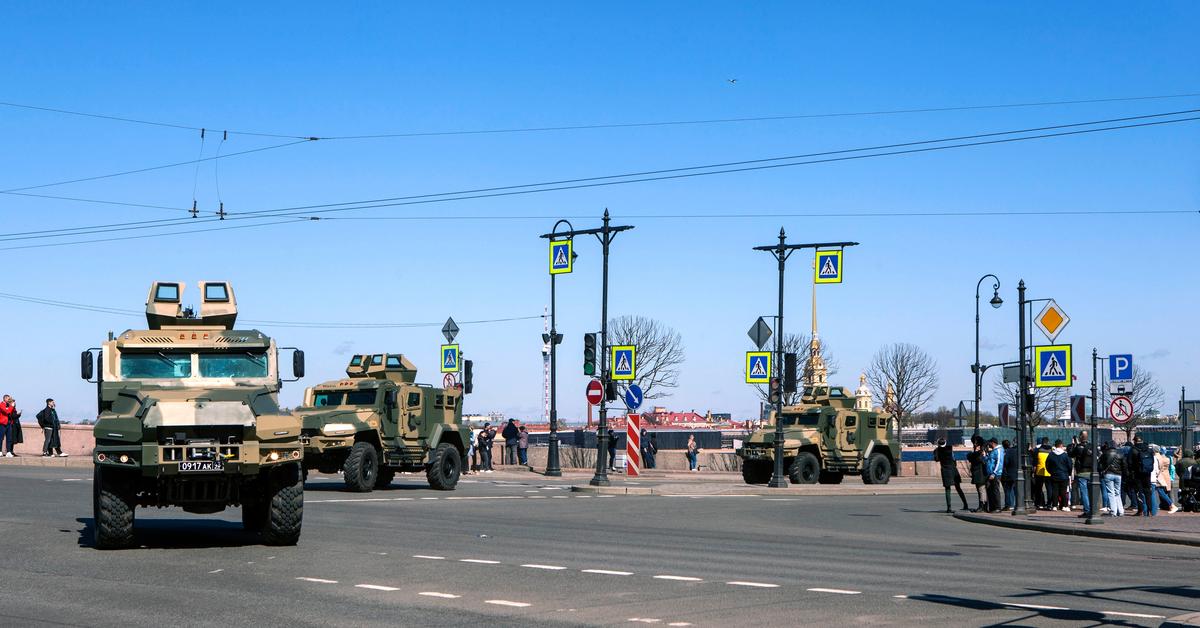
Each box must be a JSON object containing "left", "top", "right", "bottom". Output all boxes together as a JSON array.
[
  {"left": 1068, "top": 431, "right": 1095, "bottom": 517},
  {"left": 502, "top": 419, "right": 520, "bottom": 465},
  {"left": 1100, "top": 442, "right": 1125, "bottom": 516},
  {"left": 36, "top": 398, "right": 65, "bottom": 457},
  {"left": 1128, "top": 436, "right": 1157, "bottom": 516},
  {"left": 1045, "top": 439, "right": 1073, "bottom": 511}
]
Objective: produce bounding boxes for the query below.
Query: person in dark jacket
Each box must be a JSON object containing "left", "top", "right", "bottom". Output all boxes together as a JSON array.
[
  {"left": 36, "top": 398, "right": 65, "bottom": 457},
  {"left": 1099, "top": 442, "right": 1125, "bottom": 516},
  {"left": 640, "top": 429, "right": 656, "bottom": 469},
  {"left": 1068, "top": 431, "right": 1095, "bottom": 517},
  {"left": 517, "top": 425, "right": 529, "bottom": 466},
  {"left": 608, "top": 428, "right": 620, "bottom": 471},
  {"left": 934, "top": 438, "right": 969, "bottom": 513},
  {"left": 477, "top": 423, "right": 495, "bottom": 472},
  {"left": 1001, "top": 439, "right": 1019, "bottom": 511},
  {"left": 967, "top": 440, "right": 988, "bottom": 512},
  {"left": 502, "top": 419, "right": 520, "bottom": 465},
  {"left": 1045, "top": 439, "right": 1073, "bottom": 510},
  {"left": 1127, "top": 436, "right": 1155, "bottom": 516}
]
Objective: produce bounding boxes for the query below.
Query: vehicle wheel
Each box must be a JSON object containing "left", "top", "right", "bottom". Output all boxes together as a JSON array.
[
  {"left": 374, "top": 467, "right": 396, "bottom": 489},
  {"left": 861, "top": 453, "right": 891, "bottom": 485},
  {"left": 741, "top": 460, "right": 772, "bottom": 484},
  {"left": 818, "top": 470, "right": 844, "bottom": 484},
  {"left": 261, "top": 465, "right": 304, "bottom": 546},
  {"left": 426, "top": 443, "right": 461, "bottom": 490},
  {"left": 788, "top": 453, "right": 820, "bottom": 484},
  {"left": 343, "top": 442, "right": 379, "bottom": 493},
  {"left": 93, "top": 466, "right": 136, "bottom": 550}
]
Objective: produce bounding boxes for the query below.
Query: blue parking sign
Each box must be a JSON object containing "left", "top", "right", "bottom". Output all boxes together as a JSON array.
[{"left": 1109, "top": 354, "right": 1133, "bottom": 381}]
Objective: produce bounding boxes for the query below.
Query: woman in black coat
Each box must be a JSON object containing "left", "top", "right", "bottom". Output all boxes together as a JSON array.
[
  {"left": 934, "top": 438, "right": 969, "bottom": 513},
  {"left": 967, "top": 440, "right": 988, "bottom": 512}
]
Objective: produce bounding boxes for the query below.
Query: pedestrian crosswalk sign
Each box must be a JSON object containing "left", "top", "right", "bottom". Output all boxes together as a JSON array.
[
  {"left": 612, "top": 345, "right": 636, "bottom": 381},
  {"left": 440, "top": 344, "right": 460, "bottom": 373},
  {"left": 549, "top": 239, "right": 573, "bottom": 275},
  {"left": 745, "top": 351, "right": 771, "bottom": 384},
  {"left": 1033, "top": 344, "right": 1071, "bottom": 388},
  {"left": 814, "top": 250, "right": 843, "bottom": 284}
]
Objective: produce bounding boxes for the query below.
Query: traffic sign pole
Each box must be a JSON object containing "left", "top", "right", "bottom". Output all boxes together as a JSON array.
[{"left": 1086, "top": 349, "right": 1103, "bottom": 525}]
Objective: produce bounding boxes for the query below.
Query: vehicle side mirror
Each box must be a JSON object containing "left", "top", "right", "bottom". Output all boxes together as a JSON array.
[
  {"left": 81, "top": 350, "right": 94, "bottom": 380},
  {"left": 292, "top": 350, "right": 305, "bottom": 379}
]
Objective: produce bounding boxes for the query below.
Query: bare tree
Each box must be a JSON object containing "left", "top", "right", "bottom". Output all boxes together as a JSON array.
[
  {"left": 752, "top": 333, "right": 839, "bottom": 405},
  {"left": 866, "top": 343, "right": 939, "bottom": 428},
  {"left": 606, "top": 315, "right": 684, "bottom": 400},
  {"left": 1100, "top": 366, "right": 1164, "bottom": 439},
  {"left": 991, "top": 376, "right": 1068, "bottom": 425}
]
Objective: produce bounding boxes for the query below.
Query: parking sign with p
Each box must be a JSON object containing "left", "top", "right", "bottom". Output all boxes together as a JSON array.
[{"left": 1109, "top": 354, "right": 1133, "bottom": 382}]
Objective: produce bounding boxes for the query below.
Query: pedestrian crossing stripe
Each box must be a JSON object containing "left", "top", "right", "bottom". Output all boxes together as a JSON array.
[
  {"left": 814, "top": 250, "right": 843, "bottom": 284},
  {"left": 440, "top": 344, "right": 460, "bottom": 373},
  {"left": 1033, "top": 344, "right": 1071, "bottom": 388},
  {"left": 745, "top": 351, "right": 771, "bottom": 384},
  {"left": 611, "top": 345, "right": 636, "bottom": 381},
  {"left": 549, "top": 240, "right": 573, "bottom": 275}
]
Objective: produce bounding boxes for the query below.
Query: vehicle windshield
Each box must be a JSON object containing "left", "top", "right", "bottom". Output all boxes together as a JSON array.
[
  {"left": 312, "top": 390, "right": 377, "bottom": 407},
  {"left": 198, "top": 352, "right": 269, "bottom": 378},
  {"left": 780, "top": 412, "right": 821, "bottom": 427},
  {"left": 120, "top": 352, "right": 192, "bottom": 378}
]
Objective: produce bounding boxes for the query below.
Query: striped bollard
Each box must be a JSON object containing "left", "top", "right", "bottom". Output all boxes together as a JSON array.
[{"left": 625, "top": 414, "right": 641, "bottom": 477}]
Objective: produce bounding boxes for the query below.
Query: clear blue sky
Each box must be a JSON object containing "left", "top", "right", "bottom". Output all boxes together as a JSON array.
[{"left": 1, "top": 3, "right": 1196, "bottom": 422}]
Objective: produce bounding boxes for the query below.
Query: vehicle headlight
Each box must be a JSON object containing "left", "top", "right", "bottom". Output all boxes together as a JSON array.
[{"left": 321, "top": 423, "right": 356, "bottom": 436}]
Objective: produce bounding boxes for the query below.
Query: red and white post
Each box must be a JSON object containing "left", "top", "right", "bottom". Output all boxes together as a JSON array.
[{"left": 625, "top": 414, "right": 641, "bottom": 477}]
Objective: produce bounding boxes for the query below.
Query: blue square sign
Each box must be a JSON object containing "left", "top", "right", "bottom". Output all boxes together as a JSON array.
[{"left": 1109, "top": 354, "right": 1133, "bottom": 382}]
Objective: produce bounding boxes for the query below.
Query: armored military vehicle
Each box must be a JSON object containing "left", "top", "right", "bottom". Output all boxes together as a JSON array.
[
  {"left": 81, "top": 281, "right": 307, "bottom": 549},
  {"left": 296, "top": 354, "right": 469, "bottom": 492},
  {"left": 736, "top": 384, "right": 900, "bottom": 485}
]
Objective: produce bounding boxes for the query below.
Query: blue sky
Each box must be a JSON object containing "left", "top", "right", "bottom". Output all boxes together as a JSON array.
[{"left": 1, "top": 3, "right": 1196, "bottom": 422}]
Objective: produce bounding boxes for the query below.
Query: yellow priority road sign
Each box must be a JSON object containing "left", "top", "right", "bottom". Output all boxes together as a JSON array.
[
  {"left": 814, "top": 250, "right": 843, "bottom": 284},
  {"left": 746, "top": 352, "right": 771, "bottom": 384},
  {"left": 1033, "top": 344, "right": 1072, "bottom": 388},
  {"left": 549, "top": 239, "right": 573, "bottom": 275}
]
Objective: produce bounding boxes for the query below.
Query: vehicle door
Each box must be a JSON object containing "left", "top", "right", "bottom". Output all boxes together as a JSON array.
[
  {"left": 837, "top": 411, "right": 860, "bottom": 460},
  {"left": 403, "top": 389, "right": 424, "bottom": 437}
]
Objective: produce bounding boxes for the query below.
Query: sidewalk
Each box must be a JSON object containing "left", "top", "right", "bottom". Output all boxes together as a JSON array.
[
  {"left": 954, "top": 508, "right": 1200, "bottom": 548},
  {"left": 0, "top": 455, "right": 90, "bottom": 468},
  {"left": 563, "top": 472, "right": 945, "bottom": 496}
]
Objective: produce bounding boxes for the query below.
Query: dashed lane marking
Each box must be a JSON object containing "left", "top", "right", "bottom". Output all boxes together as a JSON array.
[
  {"left": 419, "top": 592, "right": 461, "bottom": 599},
  {"left": 521, "top": 564, "right": 566, "bottom": 570},
  {"left": 444, "top": 496, "right": 525, "bottom": 500},
  {"left": 807, "top": 588, "right": 860, "bottom": 595},
  {"left": 420, "top": 497, "right": 438, "bottom": 500},
  {"left": 527, "top": 495, "right": 547, "bottom": 499},
  {"left": 486, "top": 600, "right": 532, "bottom": 608},
  {"left": 208, "top": 569, "right": 223, "bottom": 574},
  {"left": 356, "top": 584, "right": 400, "bottom": 592},
  {"left": 1004, "top": 603, "right": 1068, "bottom": 611},
  {"left": 726, "top": 581, "right": 780, "bottom": 588},
  {"left": 460, "top": 559, "right": 501, "bottom": 564},
  {"left": 296, "top": 577, "right": 339, "bottom": 584},
  {"left": 552, "top": 496, "right": 570, "bottom": 499},
  {"left": 668, "top": 623, "right": 692, "bottom": 627},
  {"left": 762, "top": 498, "right": 800, "bottom": 502},
  {"left": 582, "top": 569, "right": 634, "bottom": 576},
  {"left": 628, "top": 619, "right": 661, "bottom": 624},
  {"left": 308, "top": 497, "right": 414, "bottom": 503},
  {"left": 893, "top": 595, "right": 908, "bottom": 599},
  {"left": 1103, "top": 611, "right": 1166, "bottom": 619},
  {"left": 653, "top": 575, "right": 703, "bottom": 582},
  {"left": 413, "top": 555, "right": 445, "bottom": 560}
]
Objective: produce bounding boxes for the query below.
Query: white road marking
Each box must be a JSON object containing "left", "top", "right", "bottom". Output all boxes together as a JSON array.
[
  {"left": 1102, "top": 611, "right": 1165, "bottom": 619},
  {"left": 62, "top": 478, "right": 83, "bottom": 482},
  {"left": 582, "top": 569, "right": 634, "bottom": 576},
  {"left": 521, "top": 564, "right": 566, "bottom": 570},
  {"left": 527, "top": 495, "right": 547, "bottom": 499},
  {"left": 445, "top": 496, "right": 525, "bottom": 500},
  {"left": 208, "top": 569, "right": 223, "bottom": 574},
  {"left": 628, "top": 619, "right": 661, "bottom": 624},
  {"left": 893, "top": 595, "right": 908, "bottom": 599},
  {"left": 574, "top": 495, "right": 593, "bottom": 498},
  {"left": 762, "top": 498, "right": 800, "bottom": 502},
  {"left": 486, "top": 599, "right": 531, "bottom": 608},
  {"left": 419, "top": 592, "right": 461, "bottom": 599},
  {"left": 356, "top": 584, "right": 400, "bottom": 592},
  {"left": 413, "top": 555, "right": 445, "bottom": 560},
  {"left": 726, "top": 581, "right": 779, "bottom": 588},
  {"left": 1004, "top": 603, "right": 1068, "bottom": 611},
  {"left": 375, "top": 552, "right": 388, "bottom": 556},
  {"left": 308, "top": 497, "right": 412, "bottom": 503},
  {"left": 420, "top": 497, "right": 439, "bottom": 500},
  {"left": 296, "top": 577, "right": 339, "bottom": 584},
  {"left": 460, "top": 559, "right": 501, "bottom": 564},
  {"left": 526, "top": 490, "right": 539, "bottom": 493},
  {"left": 552, "top": 496, "right": 570, "bottom": 499},
  {"left": 661, "top": 494, "right": 755, "bottom": 498},
  {"left": 668, "top": 623, "right": 692, "bottom": 627},
  {"left": 654, "top": 575, "right": 703, "bottom": 582},
  {"left": 807, "top": 588, "right": 860, "bottom": 595}
]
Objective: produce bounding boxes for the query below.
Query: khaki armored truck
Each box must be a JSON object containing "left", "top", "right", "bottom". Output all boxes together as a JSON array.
[
  {"left": 736, "top": 384, "right": 900, "bottom": 486},
  {"left": 296, "top": 354, "right": 469, "bottom": 492},
  {"left": 81, "top": 281, "right": 307, "bottom": 549}
]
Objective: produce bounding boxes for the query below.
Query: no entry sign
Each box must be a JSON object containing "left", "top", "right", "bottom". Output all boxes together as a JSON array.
[{"left": 586, "top": 379, "right": 604, "bottom": 405}]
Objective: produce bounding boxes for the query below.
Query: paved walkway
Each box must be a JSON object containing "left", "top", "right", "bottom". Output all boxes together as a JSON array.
[{"left": 955, "top": 508, "right": 1200, "bottom": 547}]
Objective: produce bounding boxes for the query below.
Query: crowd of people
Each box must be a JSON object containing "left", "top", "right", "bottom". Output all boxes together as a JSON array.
[
  {"left": 465, "top": 419, "right": 531, "bottom": 474},
  {"left": 0, "top": 397, "right": 67, "bottom": 458},
  {"left": 935, "top": 431, "right": 1185, "bottom": 517}
]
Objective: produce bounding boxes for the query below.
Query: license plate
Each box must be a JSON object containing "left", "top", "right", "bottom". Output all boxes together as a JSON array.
[{"left": 179, "top": 460, "right": 224, "bottom": 472}]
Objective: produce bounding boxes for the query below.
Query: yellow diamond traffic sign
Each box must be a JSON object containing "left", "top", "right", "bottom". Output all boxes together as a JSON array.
[{"left": 1034, "top": 299, "right": 1070, "bottom": 343}]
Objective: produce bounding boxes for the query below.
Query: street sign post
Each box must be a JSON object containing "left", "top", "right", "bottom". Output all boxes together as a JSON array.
[
  {"left": 814, "top": 250, "right": 843, "bottom": 284},
  {"left": 612, "top": 345, "right": 636, "bottom": 381},
  {"left": 623, "top": 383, "right": 643, "bottom": 411},
  {"left": 747, "top": 317, "right": 772, "bottom": 350},
  {"left": 549, "top": 239, "right": 573, "bottom": 275},
  {"left": 1034, "top": 300, "right": 1070, "bottom": 343},
  {"left": 586, "top": 379, "right": 604, "bottom": 405},
  {"left": 442, "top": 317, "right": 460, "bottom": 343},
  {"left": 1033, "top": 344, "right": 1072, "bottom": 388},
  {"left": 625, "top": 414, "right": 641, "bottom": 477},
  {"left": 745, "top": 352, "right": 771, "bottom": 385},
  {"left": 1110, "top": 395, "right": 1134, "bottom": 424},
  {"left": 1108, "top": 354, "right": 1133, "bottom": 382},
  {"left": 440, "top": 344, "right": 460, "bottom": 373}
]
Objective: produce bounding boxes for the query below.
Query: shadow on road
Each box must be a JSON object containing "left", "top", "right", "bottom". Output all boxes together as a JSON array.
[
  {"left": 908, "top": 593, "right": 1143, "bottom": 626},
  {"left": 303, "top": 481, "right": 437, "bottom": 493},
  {"left": 77, "top": 517, "right": 262, "bottom": 550},
  {"left": 1009, "top": 585, "right": 1200, "bottom": 615}
]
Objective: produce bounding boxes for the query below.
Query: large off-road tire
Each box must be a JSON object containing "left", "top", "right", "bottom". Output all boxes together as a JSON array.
[
  {"left": 261, "top": 465, "right": 304, "bottom": 546},
  {"left": 343, "top": 442, "right": 380, "bottom": 493},
  {"left": 818, "top": 470, "right": 844, "bottom": 485},
  {"left": 426, "top": 443, "right": 461, "bottom": 491},
  {"left": 788, "top": 453, "right": 820, "bottom": 485},
  {"left": 741, "top": 460, "right": 772, "bottom": 484},
  {"left": 861, "top": 453, "right": 892, "bottom": 485},
  {"left": 374, "top": 467, "right": 396, "bottom": 489},
  {"left": 93, "top": 466, "right": 136, "bottom": 550}
]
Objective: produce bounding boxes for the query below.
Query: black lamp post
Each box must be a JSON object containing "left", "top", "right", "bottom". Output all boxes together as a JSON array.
[{"left": 973, "top": 274, "right": 1002, "bottom": 439}]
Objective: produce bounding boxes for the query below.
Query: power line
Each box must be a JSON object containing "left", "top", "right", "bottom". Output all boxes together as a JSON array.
[{"left": 0, "top": 191, "right": 189, "bottom": 212}]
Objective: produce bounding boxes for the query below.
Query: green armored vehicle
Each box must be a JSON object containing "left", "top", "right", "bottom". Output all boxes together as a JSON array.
[
  {"left": 296, "top": 354, "right": 469, "bottom": 492},
  {"left": 81, "top": 281, "right": 307, "bottom": 549},
  {"left": 737, "top": 381, "right": 900, "bottom": 486}
]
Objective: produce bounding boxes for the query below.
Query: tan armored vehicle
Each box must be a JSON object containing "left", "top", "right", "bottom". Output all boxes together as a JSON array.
[
  {"left": 296, "top": 354, "right": 470, "bottom": 491},
  {"left": 736, "top": 382, "right": 901, "bottom": 485},
  {"left": 81, "top": 282, "right": 307, "bottom": 549}
]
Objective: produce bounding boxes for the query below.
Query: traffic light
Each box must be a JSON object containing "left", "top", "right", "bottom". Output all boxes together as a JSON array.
[
  {"left": 463, "top": 360, "right": 474, "bottom": 394},
  {"left": 604, "top": 379, "right": 618, "bottom": 402},
  {"left": 768, "top": 377, "right": 781, "bottom": 405},
  {"left": 583, "top": 333, "right": 597, "bottom": 376},
  {"left": 783, "top": 353, "right": 797, "bottom": 394}
]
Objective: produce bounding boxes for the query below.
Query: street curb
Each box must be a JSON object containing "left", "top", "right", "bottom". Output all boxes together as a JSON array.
[
  {"left": 1161, "top": 611, "right": 1200, "bottom": 627},
  {"left": 570, "top": 484, "right": 945, "bottom": 497},
  {"left": 0, "top": 457, "right": 91, "bottom": 468},
  {"left": 570, "top": 485, "right": 656, "bottom": 495},
  {"left": 952, "top": 512, "right": 1200, "bottom": 548}
]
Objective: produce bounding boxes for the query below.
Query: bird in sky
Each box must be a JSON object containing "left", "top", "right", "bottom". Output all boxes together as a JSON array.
[{"left": 727, "top": 78, "right": 738, "bottom": 84}]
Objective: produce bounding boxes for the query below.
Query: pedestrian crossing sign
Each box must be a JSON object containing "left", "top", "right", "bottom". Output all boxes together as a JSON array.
[
  {"left": 549, "top": 239, "right": 573, "bottom": 275},
  {"left": 814, "top": 250, "right": 843, "bottom": 284},
  {"left": 612, "top": 345, "right": 636, "bottom": 381},
  {"left": 745, "top": 351, "right": 771, "bottom": 385},
  {"left": 1033, "top": 344, "right": 1071, "bottom": 388},
  {"left": 440, "top": 344, "right": 460, "bottom": 373}
]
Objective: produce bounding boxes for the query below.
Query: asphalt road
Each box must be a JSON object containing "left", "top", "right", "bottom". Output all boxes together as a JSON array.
[{"left": 0, "top": 466, "right": 1197, "bottom": 627}]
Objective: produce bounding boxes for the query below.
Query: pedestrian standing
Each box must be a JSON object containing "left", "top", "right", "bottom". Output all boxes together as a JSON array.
[
  {"left": 985, "top": 438, "right": 1004, "bottom": 513},
  {"left": 934, "top": 438, "right": 969, "bottom": 513},
  {"left": 478, "top": 423, "right": 495, "bottom": 472},
  {"left": 0, "top": 395, "right": 16, "bottom": 457},
  {"left": 967, "top": 440, "right": 988, "bottom": 512},
  {"left": 502, "top": 419, "right": 520, "bottom": 465},
  {"left": 1034, "top": 437, "right": 1052, "bottom": 510},
  {"left": 1129, "top": 436, "right": 1156, "bottom": 516},
  {"left": 608, "top": 428, "right": 620, "bottom": 471},
  {"left": 1046, "top": 439, "right": 1073, "bottom": 511},
  {"left": 686, "top": 434, "right": 700, "bottom": 471},
  {"left": 1100, "top": 442, "right": 1125, "bottom": 516},
  {"left": 1152, "top": 445, "right": 1178, "bottom": 513},
  {"left": 36, "top": 398, "right": 65, "bottom": 457},
  {"left": 1001, "top": 439, "right": 1018, "bottom": 511},
  {"left": 7, "top": 398, "right": 23, "bottom": 455},
  {"left": 1069, "top": 431, "right": 1094, "bottom": 517},
  {"left": 517, "top": 425, "right": 529, "bottom": 466},
  {"left": 640, "top": 428, "right": 656, "bottom": 470}
]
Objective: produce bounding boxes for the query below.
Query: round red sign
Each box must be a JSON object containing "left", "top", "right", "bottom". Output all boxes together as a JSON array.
[{"left": 586, "top": 379, "right": 604, "bottom": 405}]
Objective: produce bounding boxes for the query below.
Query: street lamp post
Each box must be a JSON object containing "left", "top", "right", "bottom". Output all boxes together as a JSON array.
[
  {"left": 973, "top": 274, "right": 1003, "bottom": 439},
  {"left": 540, "top": 220, "right": 574, "bottom": 477},
  {"left": 1013, "top": 280, "right": 1029, "bottom": 516},
  {"left": 1086, "top": 349, "right": 1103, "bottom": 525}
]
